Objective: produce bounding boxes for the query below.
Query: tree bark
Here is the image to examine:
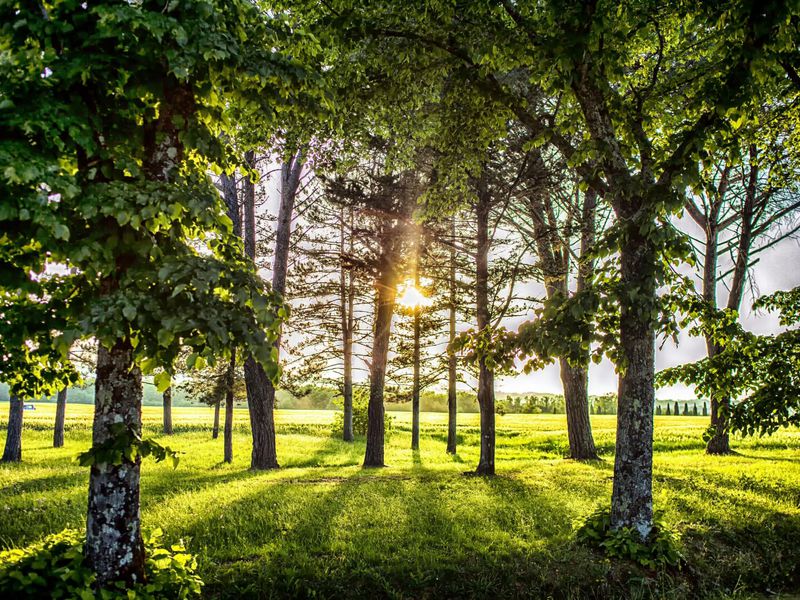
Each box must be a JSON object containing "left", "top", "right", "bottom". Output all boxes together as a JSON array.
[
  {"left": 212, "top": 398, "right": 220, "bottom": 440},
  {"left": 53, "top": 387, "right": 67, "bottom": 448},
  {"left": 224, "top": 351, "right": 235, "bottom": 464},
  {"left": 446, "top": 220, "right": 458, "bottom": 454},
  {"left": 475, "top": 174, "right": 495, "bottom": 476},
  {"left": 340, "top": 207, "right": 355, "bottom": 442},
  {"left": 363, "top": 269, "right": 396, "bottom": 467},
  {"left": 85, "top": 339, "right": 145, "bottom": 587},
  {"left": 162, "top": 386, "right": 172, "bottom": 435},
  {"left": 241, "top": 150, "right": 279, "bottom": 470},
  {"left": 1, "top": 396, "right": 23, "bottom": 462},
  {"left": 560, "top": 360, "right": 597, "bottom": 460},
  {"left": 610, "top": 226, "right": 656, "bottom": 540}
]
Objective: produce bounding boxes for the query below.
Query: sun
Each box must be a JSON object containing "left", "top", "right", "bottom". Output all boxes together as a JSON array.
[{"left": 396, "top": 279, "right": 433, "bottom": 308}]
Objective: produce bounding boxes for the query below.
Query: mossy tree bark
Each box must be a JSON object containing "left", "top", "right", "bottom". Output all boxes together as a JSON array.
[{"left": 85, "top": 339, "right": 145, "bottom": 587}]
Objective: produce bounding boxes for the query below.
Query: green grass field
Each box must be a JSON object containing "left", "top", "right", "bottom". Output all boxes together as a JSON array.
[{"left": 1, "top": 404, "right": 799, "bottom": 598}]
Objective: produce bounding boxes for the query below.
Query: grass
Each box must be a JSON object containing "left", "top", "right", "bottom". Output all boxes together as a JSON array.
[{"left": 1, "top": 404, "right": 799, "bottom": 599}]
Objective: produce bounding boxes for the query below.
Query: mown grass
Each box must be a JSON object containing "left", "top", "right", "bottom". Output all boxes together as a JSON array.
[{"left": 1, "top": 404, "right": 799, "bottom": 599}]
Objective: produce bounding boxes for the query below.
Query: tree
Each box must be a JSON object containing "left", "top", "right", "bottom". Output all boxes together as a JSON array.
[
  {"left": 661, "top": 287, "right": 800, "bottom": 437},
  {"left": 1, "top": 1, "right": 304, "bottom": 587},
  {"left": 682, "top": 129, "right": 800, "bottom": 453}
]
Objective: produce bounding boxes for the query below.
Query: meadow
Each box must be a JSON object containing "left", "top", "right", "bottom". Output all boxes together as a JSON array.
[{"left": 1, "top": 404, "right": 798, "bottom": 599}]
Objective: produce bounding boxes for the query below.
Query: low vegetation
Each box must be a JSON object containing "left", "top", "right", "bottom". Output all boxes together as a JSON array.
[{"left": 1, "top": 405, "right": 798, "bottom": 599}]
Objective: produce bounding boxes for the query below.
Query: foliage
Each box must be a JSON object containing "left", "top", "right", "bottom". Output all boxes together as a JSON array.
[
  {"left": 575, "top": 509, "right": 683, "bottom": 570},
  {"left": 0, "top": 528, "right": 201, "bottom": 599},
  {"left": 658, "top": 286, "right": 800, "bottom": 436},
  {"left": 331, "top": 387, "right": 394, "bottom": 437},
  {"left": 76, "top": 423, "right": 180, "bottom": 469}
]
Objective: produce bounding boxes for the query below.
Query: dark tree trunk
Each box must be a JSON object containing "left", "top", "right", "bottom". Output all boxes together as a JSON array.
[
  {"left": 525, "top": 153, "right": 597, "bottom": 460},
  {"left": 224, "top": 352, "right": 235, "bottom": 463},
  {"left": 446, "top": 219, "right": 458, "bottom": 454},
  {"left": 241, "top": 150, "right": 279, "bottom": 470},
  {"left": 610, "top": 226, "right": 656, "bottom": 540},
  {"left": 53, "top": 387, "right": 67, "bottom": 448},
  {"left": 475, "top": 175, "right": 495, "bottom": 476},
  {"left": 340, "top": 207, "right": 355, "bottom": 442},
  {"left": 2, "top": 396, "right": 23, "bottom": 462},
  {"left": 85, "top": 339, "right": 145, "bottom": 587},
  {"left": 564, "top": 188, "right": 598, "bottom": 460},
  {"left": 162, "top": 386, "right": 173, "bottom": 435},
  {"left": 411, "top": 265, "right": 421, "bottom": 451},
  {"left": 243, "top": 359, "right": 278, "bottom": 469},
  {"left": 561, "top": 360, "right": 597, "bottom": 459},
  {"left": 363, "top": 272, "right": 396, "bottom": 467},
  {"left": 212, "top": 399, "right": 220, "bottom": 440}
]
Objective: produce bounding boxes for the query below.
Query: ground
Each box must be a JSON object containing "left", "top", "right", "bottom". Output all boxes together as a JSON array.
[{"left": 1, "top": 405, "right": 798, "bottom": 599}]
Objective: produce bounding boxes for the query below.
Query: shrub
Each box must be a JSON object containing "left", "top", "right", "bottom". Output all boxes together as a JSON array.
[
  {"left": 575, "top": 508, "right": 683, "bottom": 569},
  {"left": 332, "top": 388, "right": 394, "bottom": 437},
  {"left": 0, "top": 528, "right": 202, "bottom": 599}
]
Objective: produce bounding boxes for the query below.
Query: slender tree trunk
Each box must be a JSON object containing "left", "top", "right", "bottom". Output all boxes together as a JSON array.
[
  {"left": 212, "top": 399, "right": 220, "bottom": 440},
  {"left": 446, "top": 219, "right": 458, "bottom": 454},
  {"left": 475, "top": 175, "right": 495, "bottom": 476},
  {"left": 85, "top": 339, "right": 145, "bottom": 586},
  {"left": 162, "top": 386, "right": 173, "bottom": 435},
  {"left": 610, "top": 226, "right": 656, "bottom": 540},
  {"left": 1, "top": 396, "right": 23, "bottom": 462},
  {"left": 53, "top": 387, "right": 67, "bottom": 448},
  {"left": 525, "top": 154, "right": 597, "bottom": 459},
  {"left": 564, "top": 188, "right": 598, "bottom": 460},
  {"left": 340, "top": 207, "right": 355, "bottom": 442},
  {"left": 707, "top": 153, "right": 756, "bottom": 455},
  {"left": 241, "top": 150, "right": 279, "bottom": 470},
  {"left": 224, "top": 351, "right": 235, "bottom": 464},
  {"left": 363, "top": 265, "right": 397, "bottom": 468},
  {"left": 411, "top": 264, "right": 421, "bottom": 451}
]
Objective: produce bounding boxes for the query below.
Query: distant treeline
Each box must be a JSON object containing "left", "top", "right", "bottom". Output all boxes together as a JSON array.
[{"left": 2, "top": 383, "right": 705, "bottom": 416}]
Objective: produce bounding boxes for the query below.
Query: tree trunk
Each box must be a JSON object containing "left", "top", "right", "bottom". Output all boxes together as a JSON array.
[
  {"left": 707, "top": 153, "right": 756, "bottom": 455},
  {"left": 53, "top": 387, "right": 67, "bottom": 448},
  {"left": 525, "top": 153, "right": 597, "bottom": 459},
  {"left": 241, "top": 150, "right": 279, "bottom": 470},
  {"left": 446, "top": 218, "right": 458, "bottom": 454},
  {"left": 212, "top": 399, "right": 220, "bottom": 440},
  {"left": 1, "top": 396, "right": 23, "bottom": 462},
  {"left": 85, "top": 339, "right": 145, "bottom": 587},
  {"left": 340, "top": 207, "right": 355, "bottom": 442},
  {"left": 224, "top": 352, "right": 235, "bottom": 464},
  {"left": 162, "top": 386, "right": 173, "bottom": 435},
  {"left": 564, "top": 188, "right": 598, "bottom": 460},
  {"left": 610, "top": 227, "right": 656, "bottom": 540},
  {"left": 561, "top": 360, "right": 597, "bottom": 459},
  {"left": 474, "top": 175, "right": 495, "bottom": 476},
  {"left": 363, "top": 268, "right": 397, "bottom": 468},
  {"left": 411, "top": 265, "right": 421, "bottom": 451}
]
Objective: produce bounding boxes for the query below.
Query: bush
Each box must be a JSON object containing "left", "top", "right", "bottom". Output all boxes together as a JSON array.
[
  {"left": 0, "top": 528, "right": 202, "bottom": 599},
  {"left": 575, "top": 508, "right": 683, "bottom": 569},
  {"left": 332, "top": 388, "right": 394, "bottom": 437}
]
